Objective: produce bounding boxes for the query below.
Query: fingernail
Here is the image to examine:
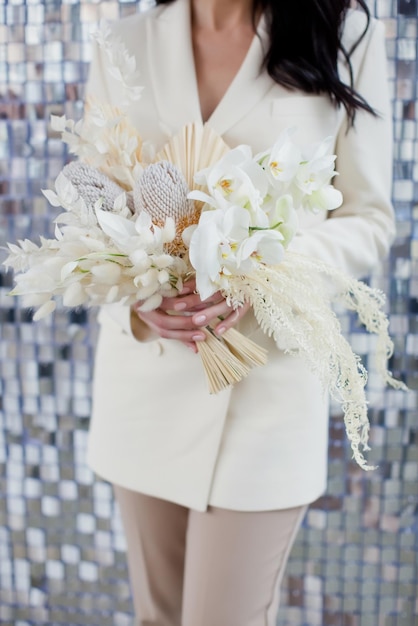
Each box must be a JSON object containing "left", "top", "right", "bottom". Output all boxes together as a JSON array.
[
  {"left": 216, "top": 326, "right": 226, "bottom": 335},
  {"left": 174, "top": 302, "right": 187, "bottom": 311},
  {"left": 194, "top": 314, "right": 206, "bottom": 325},
  {"left": 192, "top": 334, "right": 206, "bottom": 341}
]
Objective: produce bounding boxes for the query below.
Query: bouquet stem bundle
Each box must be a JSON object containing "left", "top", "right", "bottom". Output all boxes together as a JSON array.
[{"left": 196, "top": 327, "right": 268, "bottom": 393}]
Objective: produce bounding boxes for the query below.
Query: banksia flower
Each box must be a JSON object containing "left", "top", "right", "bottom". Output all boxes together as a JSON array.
[
  {"left": 134, "top": 161, "right": 200, "bottom": 254},
  {"left": 62, "top": 161, "right": 134, "bottom": 213}
]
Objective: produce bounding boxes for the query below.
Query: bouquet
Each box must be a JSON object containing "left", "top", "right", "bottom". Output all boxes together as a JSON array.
[{"left": 2, "top": 25, "right": 406, "bottom": 470}]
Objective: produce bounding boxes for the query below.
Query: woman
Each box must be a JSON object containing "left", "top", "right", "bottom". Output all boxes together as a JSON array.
[{"left": 86, "top": 0, "right": 395, "bottom": 624}]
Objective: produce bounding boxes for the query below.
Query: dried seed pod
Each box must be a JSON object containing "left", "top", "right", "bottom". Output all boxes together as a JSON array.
[
  {"left": 62, "top": 161, "right": 134, "bottom": 213},
  {"left": 134, "top": 161, "right": 200, "bottom": 253}
]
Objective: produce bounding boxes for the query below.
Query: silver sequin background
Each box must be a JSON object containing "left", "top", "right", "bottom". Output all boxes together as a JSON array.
[{"left": 0, "top": 0, "right": 417, "bottom": 625}]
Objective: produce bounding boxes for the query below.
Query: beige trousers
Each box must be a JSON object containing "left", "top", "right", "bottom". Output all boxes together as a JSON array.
[{"left": 114, "top": 484, "right": 307, "bottom": 626}]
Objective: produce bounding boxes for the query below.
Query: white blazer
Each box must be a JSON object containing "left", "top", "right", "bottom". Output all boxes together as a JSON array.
[{"left": 86, "top": 0, "right": 395, "bottom": 511}]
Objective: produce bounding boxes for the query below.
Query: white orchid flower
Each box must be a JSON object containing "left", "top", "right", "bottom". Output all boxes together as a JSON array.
[
  {"left": 189, "top": 206, "right": 251, "bottom": 300},
  {"left": 294, "top": 136, "right": 342, "bottom": 211},
  {"left": 237, "top": 229, "right": 285, "bottom": 270},
  {"left": 193, "top": 145, "right": 252, "bottom": 190},
  {"left": 295, "top": 155, "right": 342, "bottom": 211},
  {"left": 257, "top": 128, "right": 301, "bottom": 186},
  {"left": 296, "top": 156, "right": 337, "bottom": 194},
  {"left": 190, "top": 146, "right": 269, "bottom": 226},
  {"left": 189, "top": 202, "right": 288, "bottom": 299},
  {"left": 300, "top": 185, "right": 343, "bottom": 213}
]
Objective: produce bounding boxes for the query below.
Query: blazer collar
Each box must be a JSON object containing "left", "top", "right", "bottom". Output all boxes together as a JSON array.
[{"left": 146, "top": 0, "right": 274, "bottom": 138}]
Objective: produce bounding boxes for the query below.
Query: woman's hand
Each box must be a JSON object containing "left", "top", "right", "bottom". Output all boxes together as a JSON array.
[{"left": 131, "top": 279, "right": 250, "bottom": 352}]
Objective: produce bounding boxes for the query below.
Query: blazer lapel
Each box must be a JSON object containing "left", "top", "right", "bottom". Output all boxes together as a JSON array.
[
  {"left": 146, "top": 0, "right": 275, "bottom": 138},
  {"left": 146, "top": 0, "right": 202, "bottom": 135},
  {"left": 207, "top": 16, "right": 275, "bottom": 135}
]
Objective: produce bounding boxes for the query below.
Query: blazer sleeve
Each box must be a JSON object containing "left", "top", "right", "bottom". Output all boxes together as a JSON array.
[{"left": 289, "top": 20, "right": 396, "bottom": 278}]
